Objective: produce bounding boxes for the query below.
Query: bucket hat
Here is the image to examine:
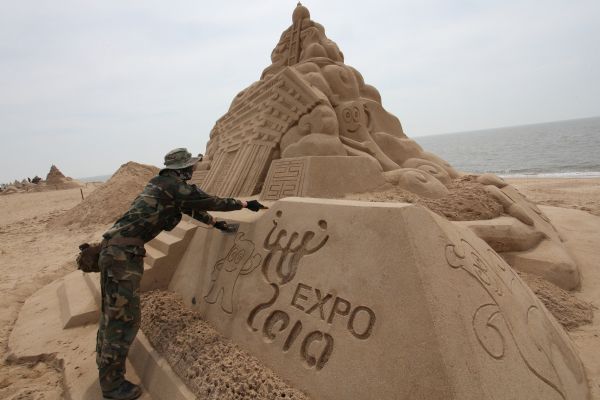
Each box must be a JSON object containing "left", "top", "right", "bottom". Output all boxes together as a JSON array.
[{"left": 163, "top": 148, "right": 200, "bottom": 170}]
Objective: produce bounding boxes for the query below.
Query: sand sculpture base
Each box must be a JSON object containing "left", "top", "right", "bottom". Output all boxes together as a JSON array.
[
  {"left": 170, "top": 198, "right": 588, "bottom": 400},
  {"left": 7, "top": 271, "right": 194, "bottom": 400},
  {"left": 8, "top": 198, "right": 591, "bottom": 400}
]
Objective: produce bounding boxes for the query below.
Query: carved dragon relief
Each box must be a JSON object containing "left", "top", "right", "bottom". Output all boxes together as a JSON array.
[{"left": 445, "top": 237, "right": 586, "bottom": 399}]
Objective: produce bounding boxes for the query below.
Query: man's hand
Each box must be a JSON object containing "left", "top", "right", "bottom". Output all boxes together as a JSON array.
[
  {"left": 246, "top": 200, "right": 267, "bottom": 212},
  {"left": 214, "top": 220, "right": 239, "bottom": 233},
  {"left": 214, "top": 220, "right": 228, "bottom": 230}
]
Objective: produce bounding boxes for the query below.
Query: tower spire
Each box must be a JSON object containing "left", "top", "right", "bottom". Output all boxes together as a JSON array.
[{"left": 288, "top": 3, "right": 310, "bottom": 66}]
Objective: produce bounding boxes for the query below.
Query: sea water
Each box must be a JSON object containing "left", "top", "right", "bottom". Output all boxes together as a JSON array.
[
  {"left": 77, "top": 117, "right": 600, "bottom": 182},
  {"left": 414, "top": 116, "right": 600, "bottom": 178}
]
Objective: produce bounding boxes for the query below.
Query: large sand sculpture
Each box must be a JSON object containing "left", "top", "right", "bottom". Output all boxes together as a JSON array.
[
  {"left": 191, "top": 3, "right": 579, "bottom": 291},
  {"left": 192, "top": 3, "right": 451, "bottom": 199},
  {"left": 8, "top": 4, "right": 592, "bottom": 400}
]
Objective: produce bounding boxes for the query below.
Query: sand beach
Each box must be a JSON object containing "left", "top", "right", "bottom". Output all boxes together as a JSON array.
[
  {"left": 0, "top": 176, "right": 599, "bottom": 399},
  {"left": 506, "top": 178, "right": 600, "bottom": 217}
]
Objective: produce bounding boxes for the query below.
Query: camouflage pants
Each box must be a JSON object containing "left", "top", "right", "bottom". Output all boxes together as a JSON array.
[{"left": 96, "top": 244, "right": 144, "bottom": 391}]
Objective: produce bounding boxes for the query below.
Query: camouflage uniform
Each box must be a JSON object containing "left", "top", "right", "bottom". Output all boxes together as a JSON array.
[{"left": 96, "top": 167, "right": 243, "bottom": 392}]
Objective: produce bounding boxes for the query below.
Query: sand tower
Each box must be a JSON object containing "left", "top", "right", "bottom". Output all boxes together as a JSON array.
[
  {"left": 191, "top": 3, "right": 455, "bottom": 201},
  {"left": 42, "top": 164, "right": 82, "bottom": 190},
  {"left": 191, "top": 3, "right": 580, "bottom": 292},
  {"left": 45, "top": 164, "right": 67, "bottom": 184}
]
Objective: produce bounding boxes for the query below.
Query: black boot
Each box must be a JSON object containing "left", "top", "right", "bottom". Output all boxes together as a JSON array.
[{"left": 102, "top": 380, "right": 142, "bottom": 400}]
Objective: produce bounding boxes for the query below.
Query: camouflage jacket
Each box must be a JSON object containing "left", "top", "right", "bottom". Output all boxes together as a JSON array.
[{"left": 103, "top": 170, "right": 242, "bottom": 244}]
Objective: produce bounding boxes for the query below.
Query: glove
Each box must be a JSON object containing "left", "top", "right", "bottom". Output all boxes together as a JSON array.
[
  {"left": 246, "top": 200, "right": 267, "bottom": 212},
  {"left": 214, "top": 220, "right": 238, "bottom": 233},
  {"left": 214, "top": 221, "right": 228, "bottom": 231}
]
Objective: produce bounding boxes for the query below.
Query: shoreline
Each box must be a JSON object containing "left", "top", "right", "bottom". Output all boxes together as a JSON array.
[
  {"left": 501, "top": 173, "right": 600, "bottom": 179},
  {"left": 506, "top": 177, "right": 600, "bottom": 217}
]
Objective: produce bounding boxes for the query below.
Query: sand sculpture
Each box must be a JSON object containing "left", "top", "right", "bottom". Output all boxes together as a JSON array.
[
  {"left": 44, "top": 164, "right": 82, "bottom": 189},
  {"left": 192, "top": 3, "right": 455, "bottom": 200},
  {"left": 180, "top": 5, "right": 587, "bottom": 397},
  {"left": 168, "top": 198, "right": 589, "bottom": 399},
  {"left": 46, "top": 164, "right": 67, "bottom": 184},
  {"left": 190, "top": 4, "right": 579, "bottom": 290},
  {"left": 49, "top": 161, "right": 159, "bottom": 228},
  {"left": 7, "top": 4, "right": 592, "bottom": 400},
  {"left": 10, "top": 198, "right": 592, "bottom": 399},
  {"left": 1, "top": 165, "right": 82, "bottom": 195}
]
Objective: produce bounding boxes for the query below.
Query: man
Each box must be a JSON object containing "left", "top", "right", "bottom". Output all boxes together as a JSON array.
[{"left": 96, "top": 148, "right": 265, "bottom": 400}]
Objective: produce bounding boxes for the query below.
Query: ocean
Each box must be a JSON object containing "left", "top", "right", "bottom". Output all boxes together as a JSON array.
[
  {"left": 78, "top": 174, "right": 111, "bottom": 183},
  {"left": 77, "top": 117, "right": 600, "bottom": 182},
  {"left": 414, "top": 116, "right": 600, "bottom": 178}
]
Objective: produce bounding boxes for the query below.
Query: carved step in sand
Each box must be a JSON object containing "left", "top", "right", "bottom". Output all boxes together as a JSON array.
[
  {"left": 144, "top": 245, "right": 167, "bottom": 268},
  {"left": 170, "top": 218, "right": 198, "bottom": 239},
  {"left": 57, "top": 271, "right": 100, "bottom": 329},
  {"left": 10, "top": 276, "right": 165, "bottom": 400},
  {"left": 148, "top": 231, "right": 181, "bottom": 255},
  {"left": 141, "top": 217, "right": 200, "bottom": 291}
]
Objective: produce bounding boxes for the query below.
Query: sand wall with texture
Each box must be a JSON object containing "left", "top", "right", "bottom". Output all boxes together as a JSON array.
[{"left": 167, "top": 198, "right": 589, "bottom": 400}]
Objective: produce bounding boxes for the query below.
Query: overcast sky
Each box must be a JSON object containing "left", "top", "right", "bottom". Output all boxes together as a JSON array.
[{"left": 1, "top": 0, "right": 599, "bottom": 183}]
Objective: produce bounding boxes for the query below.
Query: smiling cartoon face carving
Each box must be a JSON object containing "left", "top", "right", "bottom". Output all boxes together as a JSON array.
[{"left": 335, "top": 100, "right": 369, "bottom": 143}]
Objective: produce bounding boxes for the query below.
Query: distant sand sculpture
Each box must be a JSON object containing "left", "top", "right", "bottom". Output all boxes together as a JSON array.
[
  {"left": 1, "top": 165, "right": 82, "bottom": 195},
  {"left": 42, "top": 165, "right": 82, "bottom": 190},
  {"left": 7, "top": 4, "right": 591, "bottom": 400},
  {"left": 49, "top": 162, "right": 159, "bottom": 228},
  {"left": 45, "top": 165, "right": 68, "bottom": 184}
]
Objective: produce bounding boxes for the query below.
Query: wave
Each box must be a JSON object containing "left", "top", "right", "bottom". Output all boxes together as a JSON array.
[{"left": 497, "top": 171, "right": 600, "bottom": 179}]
